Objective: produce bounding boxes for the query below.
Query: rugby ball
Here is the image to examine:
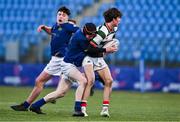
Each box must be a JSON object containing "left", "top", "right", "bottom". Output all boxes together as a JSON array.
[{"left": 103, "top": 38, "right": 120, "bottom": 49}]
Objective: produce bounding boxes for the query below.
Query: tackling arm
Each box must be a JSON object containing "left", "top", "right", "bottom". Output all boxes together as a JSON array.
[
  {"left": 85, "top": 44, "right": 106, "bottom": 54},
  {"left": 85, "top": 42, "right": 117, "bottom": 56}
]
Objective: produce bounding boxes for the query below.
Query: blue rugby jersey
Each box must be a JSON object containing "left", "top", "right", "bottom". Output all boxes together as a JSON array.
[
  {"left": 50, "top": 22, "right": 79, "bottom": 57},
  {"left": 63, "top": 29, "right": 89, "bottom": 67}
]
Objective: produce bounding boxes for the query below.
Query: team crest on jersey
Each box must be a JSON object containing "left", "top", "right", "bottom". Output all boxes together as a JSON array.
[{"left": 58, "top": 27, "right": 62, "bottom": 31}]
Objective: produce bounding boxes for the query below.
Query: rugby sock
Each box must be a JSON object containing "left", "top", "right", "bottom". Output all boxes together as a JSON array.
[
  {"left": 103, "top": 100, "right": 109, "bottom": 108},
  {"left": 23, "top": 101, "right": 30, "bottom": 109},
  {"left": 81, "top": 100, "right": 87, "bottom": 107},
  {"left": 74, "top": 101, "right": 81, "bottom": 112},
  {"left": 31, "top": 98, "right": 46, "bottom": 108}
]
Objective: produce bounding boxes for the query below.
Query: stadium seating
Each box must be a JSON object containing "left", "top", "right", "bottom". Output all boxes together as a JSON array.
[
  {"left": 0, "top": 0, "right": 179, "bottom": 63},
  {"left": 80, "top": 0, "right": 180, "bottom": 62},
  {"left": 0, "top": 0, "right": 95, "bottom": 58}
]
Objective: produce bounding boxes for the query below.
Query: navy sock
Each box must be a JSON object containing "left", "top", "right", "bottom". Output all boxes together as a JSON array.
[
  {"left": 74, "top": 101, "right": 81, "bottom": 112},
  {"left": 31, "top": 98, "right": 46, "bottom": 108},
  {"left": 23, "top": 101, "right": 30, "bottom": 109}
]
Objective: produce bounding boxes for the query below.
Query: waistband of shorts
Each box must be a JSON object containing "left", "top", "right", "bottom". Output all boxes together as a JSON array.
[{"left": 51, "top": 56, "right": 64, "bottom": 60}]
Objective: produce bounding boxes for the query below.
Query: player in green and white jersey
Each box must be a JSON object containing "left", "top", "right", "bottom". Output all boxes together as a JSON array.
[{"left": 81, "top": 7, "right": 123, "bottom": 117}]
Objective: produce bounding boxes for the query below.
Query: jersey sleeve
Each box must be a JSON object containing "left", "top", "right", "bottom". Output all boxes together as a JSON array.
[
  {"left": 62, "top": 23, "right": 79, "bottom": 33},
  {"left": 90, "top": 25, "right": 108, "bottom": 46}
]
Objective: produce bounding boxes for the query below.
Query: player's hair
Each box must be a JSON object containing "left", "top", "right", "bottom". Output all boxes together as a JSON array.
[
  {"left": 57, "top": 6, "right": 71, "bottom": 16},
  {"left": 83, "top": 23, "right": 97, "bottom": 35},
  {"left": 103, "top": 7, "right": 122, "bottom": 23}
]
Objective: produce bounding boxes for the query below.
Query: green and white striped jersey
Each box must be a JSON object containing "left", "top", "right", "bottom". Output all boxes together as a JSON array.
[{"left": 91, "top": 23, "right": 118, "bottom": 47}]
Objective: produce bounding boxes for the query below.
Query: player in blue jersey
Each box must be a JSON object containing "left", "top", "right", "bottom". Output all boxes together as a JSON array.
[
  {"left": 28, "top": 23, "right": 116, "bottom": 116},
  {"left": 11, "top": 6, "right": 79, "bottom": 112}
]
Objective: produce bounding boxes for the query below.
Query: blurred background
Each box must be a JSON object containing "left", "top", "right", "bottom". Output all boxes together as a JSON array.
[{"left": 0, "top": 0, "right": 180, "bottom": 92}]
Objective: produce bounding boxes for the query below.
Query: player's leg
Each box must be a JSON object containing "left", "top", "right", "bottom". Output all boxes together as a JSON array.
[
  {"left": 61, "top": 61, "right": 87, "bottom": 116},
  {"left": 97, "top": 66, "right": 113, "bottom": 117},
  {"left": 90, "top": 85, "right": 95, "bottom": 96},
  {"left": 26, "top": 56, "right": 62, "bottom": 105},
  {"left": 81, "top": 64, "right": 95, "bottom": 116},
  {"left": 11, "top": 71, "right": 52, "bottom": 111},
  {"left": 89, "top": 72, "right": 105, "bottom": 96},
  {"left": 27, "top": 71, "right": 52, "bottom": 104},
  {"left": 44, "top": 75, "right": 72, "bottom": 102},
  {"left": 69, "top": 68, "right": 87, "bottom": 116},
  {"left": 68, "top": 68, "right": 87, "bottom": 114},
  {"left": 10, "top": 56, "right": 62, "bottom": 111},
  {"left": 82, "top": 64, "right": 95, "bottom": 100},
  {"left": 92, "top": 57, "right": 112, "bottom": 117},
  {"left": 29, "top": 75, "right": 72, "bottom": 114},
  {"left": 95, "top": 71, "right": 105, "bottom": 85}
]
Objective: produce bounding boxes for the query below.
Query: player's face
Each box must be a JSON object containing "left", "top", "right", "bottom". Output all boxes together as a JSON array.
[
  {"left": 57, "top": 11, "right": 69, "bottom": 24},
  {"left": 113, "top": 17, "right": 121, "bottom": 27}
]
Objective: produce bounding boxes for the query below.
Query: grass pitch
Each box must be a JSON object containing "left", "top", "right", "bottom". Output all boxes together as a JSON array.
[{"left": 0, "top": 86, "right": 180, "bottom": 121}]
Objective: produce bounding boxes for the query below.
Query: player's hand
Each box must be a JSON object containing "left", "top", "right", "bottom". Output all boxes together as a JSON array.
[
  {"left": 105, "top": 45, "right": 118, "bottom": 53},
  {"left": 37, "top": 25, "right": 45, "bottom": 32}
]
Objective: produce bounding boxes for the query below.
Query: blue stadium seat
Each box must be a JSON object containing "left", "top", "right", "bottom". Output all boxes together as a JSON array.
[
  {"left": 1, "top": 0, "right": 180, "bottom": 62},
  {"left": 43, "top": 46, "right": 51, "bottom": 60},
  {"left": 177, "top": 51, "right": 180, "bottom": 62}
]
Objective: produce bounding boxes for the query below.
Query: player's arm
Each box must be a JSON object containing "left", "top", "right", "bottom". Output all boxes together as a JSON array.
[
  {"left": 85, "top": 44, "right": 106, "bottom": 54},
  {"left": 37, "top": 25, "right": 52, "bottom": 35},
  {"left": 89, "top": 25, "right": 109, "bottom": 47},
  {"left": 86, "top": 26, "right": 116, "bottom": 54},
  {"left": 85, "top": 43, "right": 117, "bottom": 54}
]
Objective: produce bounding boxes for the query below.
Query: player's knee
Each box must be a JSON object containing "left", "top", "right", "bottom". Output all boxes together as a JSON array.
[
  {"left": 87, "top": 78, "right": 94, "bottom": 87},
  {"left": 77, "top": 76, "right": 87, "bottom": 87},
  {"left": 81, "top": 77, "right": 87, "bottom": 86},
  {"left": 35, "top": 78, "right": 45, "bottom": 88},
  {"left": 104, "top": 78, "right": 113, "bottom": 87}
]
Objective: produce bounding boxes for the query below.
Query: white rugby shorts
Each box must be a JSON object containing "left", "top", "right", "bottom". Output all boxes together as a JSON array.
[
  {"left": 60, "top": 60, "right": 78, "bottom": 76},
  {"left": 82, "top": 56, "right": 107, "bottom": 71},
  {"left": 43, "top": 56, "right": 63, "bottom": 76}
]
